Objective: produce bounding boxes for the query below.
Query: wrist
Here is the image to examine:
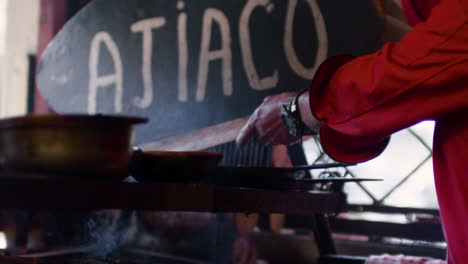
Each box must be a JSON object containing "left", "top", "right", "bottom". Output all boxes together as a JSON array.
[
  {"left": 281, "top": 90, "right": 320, "bottom": 137},
  {"left": 297, "top": 91, "right": 322, "bottom": 133}
]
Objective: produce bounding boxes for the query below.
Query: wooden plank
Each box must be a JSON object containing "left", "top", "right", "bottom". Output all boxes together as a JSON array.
[
  {"left": 330, "top": 218, "right": 445, "bottom": 242},
  {"left": 318, "top": 255, "right": 366, "bottom": 264},
  {"left": 215, "top": 188, "right": 343, "bottom": 214},
  {"left": 0, "top": 178, "right": 215, "bottom": 211},
  {"left": 139, "top": 116, "right": 249, "bottom": 151},
  {"left": 276, "top": 214, "right": 444, "bottom": 241},
  {"left": 345, "top": 204, "right": 440, "bottom": 216},
  {"left": 0, "top": 177, "right": 341, "bottom": 214},
  {"left": 36, "top": 0, "right": 68, "bottom": 113},
  {"left": 334, "top": 239, "right": 446, "bottom": 260}
]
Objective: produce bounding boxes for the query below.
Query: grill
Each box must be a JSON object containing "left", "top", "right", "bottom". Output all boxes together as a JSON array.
[
  {"left": 0, "top": 164, "right": 353, "bottom": 264},
  {"left": 206, "top": 141, "right": 272, "bottom": 167},
  {"left": 0, "top": 116, "right": 361, "bottom": 264}
]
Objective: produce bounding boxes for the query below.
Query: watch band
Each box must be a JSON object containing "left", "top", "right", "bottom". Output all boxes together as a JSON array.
[{"left": 281, "top": 90, "right": 317, "bottom": 137}]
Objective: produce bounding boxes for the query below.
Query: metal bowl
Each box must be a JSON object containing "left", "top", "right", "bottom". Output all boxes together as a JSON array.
[{"left": 0, "top": 114, "right": 147, "bottom": 178}]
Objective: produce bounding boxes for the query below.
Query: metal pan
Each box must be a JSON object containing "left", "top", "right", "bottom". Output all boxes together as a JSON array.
[{"left": 0, "top": 114, "right": 147, "bottom": 178}]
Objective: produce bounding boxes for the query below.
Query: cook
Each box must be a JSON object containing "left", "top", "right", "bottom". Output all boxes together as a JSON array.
[{"left": 236, "top": 0, "right": 468, "bottom": 263}]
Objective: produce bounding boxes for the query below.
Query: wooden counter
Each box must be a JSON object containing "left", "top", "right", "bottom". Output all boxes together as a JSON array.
[{"left": 0, "top": 174, "right": 344, "bottom": 214}]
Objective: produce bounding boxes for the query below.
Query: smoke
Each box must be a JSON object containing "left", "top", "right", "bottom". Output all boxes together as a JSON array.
[{"left": 84, "top": 210, "right": 127, "bottom": 258}]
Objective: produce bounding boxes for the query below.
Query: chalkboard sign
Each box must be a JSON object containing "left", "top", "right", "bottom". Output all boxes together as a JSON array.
[{"left": 37, "top": 0, "right": 383, "bottom": 145}]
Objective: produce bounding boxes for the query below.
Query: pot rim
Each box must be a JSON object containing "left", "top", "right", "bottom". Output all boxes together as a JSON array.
[{"left": 0, "top": 114, "right": 148, "bottom": 129}]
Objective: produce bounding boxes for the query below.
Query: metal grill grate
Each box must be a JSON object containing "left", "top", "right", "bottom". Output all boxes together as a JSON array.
[
  {"left": 206, "top": 141, "right": 272, "bottom": 167},
  {"left": 303, "top": 124, "right": 435, "bottom": 207}
]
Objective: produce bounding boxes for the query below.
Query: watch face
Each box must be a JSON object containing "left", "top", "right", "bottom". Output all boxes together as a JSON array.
[
  {"left": 281, "top": 104, "right": 298, "bottom": 137},
  {"left": 290, "top": 104, "right": 297, "bottom": 113}
]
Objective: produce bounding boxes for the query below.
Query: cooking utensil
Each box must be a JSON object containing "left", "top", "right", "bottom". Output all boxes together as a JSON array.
[
  {"left": 0, "top": 114, "right": 147, "bottom": 177},
  {"left": 278, "top": 162, "right": 355, "bottom": 171},
  {"left": 204, "top": 166, "right": 381, "bottom": 191},
  {"left": 132, "top": 160, "right": 380, "bottom": 191},
  {"left": 206, "top": 163, "right": 354, "bottom": 181}
]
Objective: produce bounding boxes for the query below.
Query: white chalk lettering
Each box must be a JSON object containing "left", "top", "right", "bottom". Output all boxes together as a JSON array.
[
  {"left": 196, "top": 8, "right": 233, "bottom": 102},
  {"left": 88, "top": 31, "right": 123, "bottom": 114},
  {"left": 131, "top": 17, "right": 167, "bottom": 108},
  {"left": 284, "top": 0, "right": 328, "bottom": 79},
  {"left": 240, "top": 0, "right": 278, "bottom": 91},
  {"left": 178, "top": 12, "right": 189, "bottom": 102}
]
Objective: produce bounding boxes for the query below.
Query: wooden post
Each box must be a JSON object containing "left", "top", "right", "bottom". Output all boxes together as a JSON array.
[{"left": 35, "top": 0, "right": 67, "bottom": 113}]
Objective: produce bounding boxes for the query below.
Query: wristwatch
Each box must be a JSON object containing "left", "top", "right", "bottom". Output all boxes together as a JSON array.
[{"left": 281, "top": 90, "right": 317, "bottom": 137}]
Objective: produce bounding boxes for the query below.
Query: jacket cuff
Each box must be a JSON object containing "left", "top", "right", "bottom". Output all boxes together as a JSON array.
[
  {"left": 309, "top": 55, "right": 390, "bottom": 163},
  {"left": 401, "top": 0, "right": 425, "bottom": 26},
  {"left": 309, "top": 55, "right": 355, "bottom": 123},
  {"left": 319, "top": 125, "right": 391, "bottom": 164}
]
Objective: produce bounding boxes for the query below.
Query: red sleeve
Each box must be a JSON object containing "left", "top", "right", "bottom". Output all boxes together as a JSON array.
[
  {"left": 310, "top": 0, "right": 468, "bottom": 163},
  {"left": 402, "top": 0, "right": 441, "bottom": 26}
]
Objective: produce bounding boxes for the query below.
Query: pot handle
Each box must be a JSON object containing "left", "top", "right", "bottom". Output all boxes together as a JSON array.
[{"left": 129, "top": 147, "right": 144, "bottom": 176}]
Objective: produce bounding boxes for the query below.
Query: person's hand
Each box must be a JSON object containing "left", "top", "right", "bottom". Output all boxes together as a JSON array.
[{"left": 236, "top": 92, "right": 301, "bottom": 148}]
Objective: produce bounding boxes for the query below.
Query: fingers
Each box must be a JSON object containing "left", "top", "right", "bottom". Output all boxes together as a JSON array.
[
  {"left": 257, "top": 117, "right": 289, "bottom": 145},
  {"left": 236, "top": 114, "right": 257, "bottom": 148},
  {"left": 236, "top": 92, "right": 299, "bottom": 148},
  {"left": 236, "top": 111, "right": 298, "bottom": 147},
  {"left": 256, "top": 122, "right": 278, "bottom": 145}
]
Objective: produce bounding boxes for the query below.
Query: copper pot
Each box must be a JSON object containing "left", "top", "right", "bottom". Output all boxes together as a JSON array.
[{"left": 0, "top": 114, "right": 147, "bottom": 178}]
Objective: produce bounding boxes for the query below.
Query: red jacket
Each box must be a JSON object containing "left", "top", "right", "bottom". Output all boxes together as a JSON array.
[
  {"left": 402, "top": 0, "right": 440, "bottom": 26},
  {"left": 310, "top": 0, "right": 467, "bottom": 263}
]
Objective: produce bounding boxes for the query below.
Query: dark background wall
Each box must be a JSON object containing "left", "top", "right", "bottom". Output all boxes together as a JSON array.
[{"left": 36, "top": 0, "right": 384, "bottom": 145}]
